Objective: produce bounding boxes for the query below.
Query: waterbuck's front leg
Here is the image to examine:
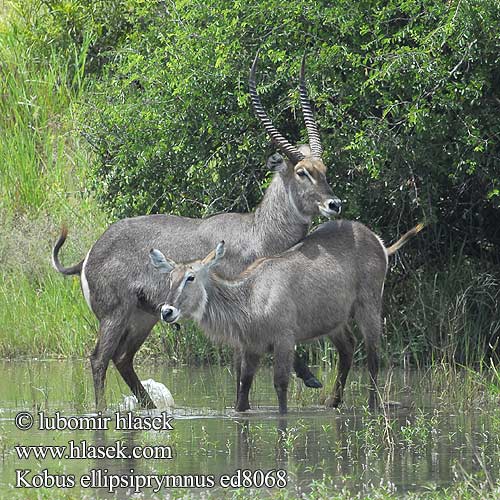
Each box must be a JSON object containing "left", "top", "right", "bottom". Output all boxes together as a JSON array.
[
  {"left": 234, "top": 348, "right": 242, "bottom": 407},
  {"left": 234, "top": 350, "right": 321, "bottom": 403},
  {"left": 273, "top": 340, "right": 294, "bottom": 414},
  {"left": 235, "top": 350, "right": 260, "bottom": 412},
  {"left": 112, "top": 311, "right": 158, "bottom": 410}
]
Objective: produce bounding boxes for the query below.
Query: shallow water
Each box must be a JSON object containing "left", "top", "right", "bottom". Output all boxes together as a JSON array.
[{"left": 0, "top": 360, "right": 498, "bottom": 497}]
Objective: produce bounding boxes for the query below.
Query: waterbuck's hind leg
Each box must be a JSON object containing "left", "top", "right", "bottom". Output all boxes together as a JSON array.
[
  {"left": 90, "top": 315, "right": 130, "bottom": 410},
  {"left": 112, "top": 311, "right": 158, "bottom": 410},
  {"left": 90, "top": 341, "right": 107, "bottom": 411},
  {"left": 234, "top": 348, "right": 242, "bottom": 407},
  {"left": 273, "top": 341, "right": 294, "bottom": 415},
  {"left": 293, "top": 350, "right": 322, "bottom": 388},
  {"left": 354, "top": 301, "right": 382, "bottom": 410},
  {"left": 325, "top": 326, "right": 356, "bottom": 408},
  {"left": 235, "top": 351, "right": 260, "bottom": 412},
  {"left": 366, "top": 342, "right": 380, "bottom": 410}
]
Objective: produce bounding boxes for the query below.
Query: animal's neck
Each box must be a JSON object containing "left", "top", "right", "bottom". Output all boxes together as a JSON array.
[
  {"left": 201, "top": 274, "right": 252, "bottom": 344},
  {"left": 253, "top": 174, "right": 310, "bottom": 254}
]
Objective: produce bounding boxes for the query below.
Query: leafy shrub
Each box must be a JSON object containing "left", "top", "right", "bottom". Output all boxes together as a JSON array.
[
  {"left": 18, "top": 1, "right": 499, "bottom": 259},
  {"left": 9, "top": 0, "right": 500, "bottom": 363},
  {"left": 78, "top": 1, "right": 499, "bottom": 261}
]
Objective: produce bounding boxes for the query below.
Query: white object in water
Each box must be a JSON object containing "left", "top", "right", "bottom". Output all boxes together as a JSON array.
[{"left": 121, "top": 379, "right": 175, "bottom": 411}]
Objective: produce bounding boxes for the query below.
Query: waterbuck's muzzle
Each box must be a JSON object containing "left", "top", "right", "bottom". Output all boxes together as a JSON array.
[
  {"left": 318, "top": 197, "right": 342, "bottom": 217},
  {"left": 161, "top": 304, "right": 180, "bottom": 323}
]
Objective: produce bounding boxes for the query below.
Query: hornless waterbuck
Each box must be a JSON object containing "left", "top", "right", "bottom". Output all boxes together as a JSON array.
[
  {"left": 52, "top": 55, "right": 342, "bottom": 410},
  {"left": 150, "top": 221, "right": 424, "bottom": 413}
]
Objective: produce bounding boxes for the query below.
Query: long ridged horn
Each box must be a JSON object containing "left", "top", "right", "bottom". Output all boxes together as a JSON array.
[
  {"left": 300, "top": 54, "right": 323, "bottom": 159},
  {"left": 249, "top": 53, "right": 305, "bottom": 165}
]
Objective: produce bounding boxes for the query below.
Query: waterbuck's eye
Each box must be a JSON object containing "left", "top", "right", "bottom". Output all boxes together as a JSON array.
[
  {"left": 296, "top": 169, "right": 306, "bottom": 177},
  {"left": 186, "top": 275, "right": 195, "bottom": 282}
]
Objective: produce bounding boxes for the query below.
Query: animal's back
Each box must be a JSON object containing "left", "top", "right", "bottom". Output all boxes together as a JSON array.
[
  {"left": 307, "top": 220, "right": 387, "bottom": 277},
  {"left": 249, "top": 220, "right": 387, "bottom": 341},
  {"left": 83, "top": 212, "right": 262, "bottom": 316}
]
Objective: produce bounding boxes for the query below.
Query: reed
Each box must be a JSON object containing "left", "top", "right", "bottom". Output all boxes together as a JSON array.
[{"left": 0, "top": 8, "right": 105, "bottom": 357}]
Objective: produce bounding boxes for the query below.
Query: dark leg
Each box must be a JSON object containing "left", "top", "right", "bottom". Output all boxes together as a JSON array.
[
  {"left": 114, "top": 354, "right": 155, "bottom": 409},
  {"left": 90, "top": 315, "right": 128, "bottom": 410},
  {"left": 273, "top": 343, "right": 294, "bottom": 415},
  {"left": 90, "top": 340, "right": 108, "bottom": 411},
  {"left": 235, "top": 351, "right": 260, "bottom": 412},
  {"left": 354, "top": 301, "right": 382, "bottom": 410},
  {"left": 366, "top": 342, "right": 379, "bottom": 410},
  {"left": 325, "top": 326, "right": 356, "bottom": 408},
  {"left": 234, "top": 349, "right": 242, "bottom": 406},
  {"left": 112, "top": 311, "right": 157, "bottom": 409},
  {"left": 293, "top": 350, "right": 322, "bottom": 388}
]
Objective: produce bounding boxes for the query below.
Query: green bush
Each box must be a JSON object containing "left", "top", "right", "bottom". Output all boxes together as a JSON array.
[
  {"left": 5, "top": 0, "right": 499, "bottom": 363},
  {"left": 78, "top": 1, "right": 499, "bottom": 246},
  {"left": 15, "top": 0, "right": 500, "bottom": 259},
  {"left": 80, "top": 0, "right": 500, "bottom": 363}
]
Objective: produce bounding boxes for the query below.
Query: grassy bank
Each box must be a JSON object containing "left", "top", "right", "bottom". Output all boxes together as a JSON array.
[
  {"left": 0, "top": 7, "right": 105, "bottom": 357},
  {"left": 0, "top": 3, "right": 498, "bottom": 367}
]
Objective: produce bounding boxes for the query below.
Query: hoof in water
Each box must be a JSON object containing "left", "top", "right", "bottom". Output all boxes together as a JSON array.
[
  {"left": 324, "top": 396, "right": 341, "bottom": 408},
  {"left": 383, "top": 400, "right": 403, "bottom": 410},
  {"left": 304, "top": 376, "right": 323, "bottom": 389},
  {"left": 235, "top": 403, "right": 250, "bottom": 412}
]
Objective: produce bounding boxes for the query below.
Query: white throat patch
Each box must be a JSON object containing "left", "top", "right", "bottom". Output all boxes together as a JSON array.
[{"left": 287, "top": 189, "right": 310, "bottom": 225}]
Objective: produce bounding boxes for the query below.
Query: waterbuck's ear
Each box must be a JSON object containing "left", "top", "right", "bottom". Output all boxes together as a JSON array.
[
  {"left": 214, "top": 240, "right": 225, "bottom": 261},
  {"left": 201, "top": 241, "right": 226, "bottom": 268},
  {"left": 266, "top": 152, "right": 287, "bottom": 172},
  {"left": 149, "top": 249, "right": 176, "bottom": 274}
]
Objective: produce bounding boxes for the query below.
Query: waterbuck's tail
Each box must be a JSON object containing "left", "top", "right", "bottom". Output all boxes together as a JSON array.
[
  {"left": 52, "top": 226, "right": 84, "bottom": 275},
  {"left": 386, "top": 223, "right": 424, "bottom": 256}
]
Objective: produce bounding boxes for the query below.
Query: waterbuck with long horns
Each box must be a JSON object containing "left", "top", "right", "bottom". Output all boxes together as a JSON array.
[
  {"left": 150, "top": 221, "right": 424, "bottom": 413},
  {"left": 52, "top": 55, "right": 341, "bottom": 410}
]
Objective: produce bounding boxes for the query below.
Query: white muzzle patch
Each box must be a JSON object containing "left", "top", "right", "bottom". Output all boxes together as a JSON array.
[{"left": 161, "top": 304, "right": 180, "bottom": 323}]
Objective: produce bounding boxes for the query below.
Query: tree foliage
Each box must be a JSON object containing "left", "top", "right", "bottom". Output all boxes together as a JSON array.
[
  {"left": 11, "top": 0, "right": 500, "bottom": 361},
  {"left": 19, "top": 1, "right": 498, "bottom": 255}
]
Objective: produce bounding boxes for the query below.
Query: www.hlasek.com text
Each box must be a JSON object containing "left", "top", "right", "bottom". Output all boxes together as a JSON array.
[{"left": 16, "top": 439, "right": 173, "bottom": 461}]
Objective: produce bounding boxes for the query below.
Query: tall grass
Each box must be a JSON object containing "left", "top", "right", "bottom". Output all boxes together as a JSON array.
[
  {"left": 0, "top": 11, "right": 92, "bottom": 215},
  {"left": 0, "top": 215, "right": 99, "bottom": 357},
  {"left": 0, "top": 7, "right": 106, "bottom": 357},
  {"left": 0, "top": 4, "right": 497, "bottom": 365},
  {"left": 384, "top": 255, "right": 500, "bottom": 366}
]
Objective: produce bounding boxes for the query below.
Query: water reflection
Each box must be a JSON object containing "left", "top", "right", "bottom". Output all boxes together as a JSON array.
[{"left": 0, "top": 360, "right": 498, "bottom": 497}]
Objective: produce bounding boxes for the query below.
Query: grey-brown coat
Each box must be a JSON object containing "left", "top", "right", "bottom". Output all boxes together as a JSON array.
[
  {"left": 51, "top": 55, "right": 341, "bottom": 409},
  {"left": 151, "top": 220, "right": 423, "bottom": 413}
]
